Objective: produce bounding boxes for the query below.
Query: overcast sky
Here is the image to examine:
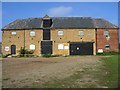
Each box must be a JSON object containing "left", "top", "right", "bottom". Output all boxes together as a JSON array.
[{"left": 0, "top": 2, "right": 119, "bottom": 42}]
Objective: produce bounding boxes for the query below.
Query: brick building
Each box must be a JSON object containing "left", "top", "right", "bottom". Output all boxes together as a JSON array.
[{"left": 1, "top": 15, "right": 119, "bottom": 56}]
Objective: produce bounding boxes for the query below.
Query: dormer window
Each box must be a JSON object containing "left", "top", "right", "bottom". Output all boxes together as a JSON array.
[
  {"left": 11, "top": 32, "right": 16, "bottom": 36},
  {"left": 43, "top": 15, "right": 52, "bottom": 28},
  {"left": 43, "top": 19, "right": 52, "bottom": 27}
]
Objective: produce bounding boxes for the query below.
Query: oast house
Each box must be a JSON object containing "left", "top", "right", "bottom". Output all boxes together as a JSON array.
[{"left": 1, "top": 15, "right": 119, "bottom": 56}]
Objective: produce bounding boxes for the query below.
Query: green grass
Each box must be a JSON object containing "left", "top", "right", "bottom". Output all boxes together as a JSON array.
[
  {"left": 42, "top": 54, "right": 67, "bottom": 58},
  {"left": 42, "top": 54, "right": 56, "bottom": 58},
  {"left": 41, "top": 72, "right": 83, "bottom": 88},
  {"left": 32, "top": 55, "right": 119, "bottom": 88},
  {"left": 98, "top": 55, "right": 118, "bottom": 88},
  {"left": 96, "top": 51, "right": 120, "bottom": 56}
]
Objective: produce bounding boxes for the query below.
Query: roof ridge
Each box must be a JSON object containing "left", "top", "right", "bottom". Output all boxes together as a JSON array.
[
  {"left": 51, "top": 17, "right": 92, "bottom": 18},
  {"left": 9, "top": 17, "right": 95, "bottom": 21}
]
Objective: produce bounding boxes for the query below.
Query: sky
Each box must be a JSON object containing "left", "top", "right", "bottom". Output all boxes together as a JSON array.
[
  {"left": 1, "top": 0, "right": 120, "bottom": 2},
  {"left": 0, "top": 2, "right": 119, "bottom": 42}
]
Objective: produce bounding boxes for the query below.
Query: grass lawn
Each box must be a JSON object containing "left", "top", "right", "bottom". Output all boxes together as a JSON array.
[
  {"left": 41, "top": 55, "right": 118, "bottom": 88},
  {"left": 98, "top": 55, "right": 118, "bottom": 88}
]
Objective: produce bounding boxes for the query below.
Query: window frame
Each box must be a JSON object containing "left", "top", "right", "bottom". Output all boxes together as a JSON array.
[
  {"left": 58, "top": 44, "right": 64, "bottom": 50},
  {"left": 104, "top": 30, "right": 109, "bottom": 37},
  {"left": 105, "top": 44, "right": 110, "bottom": 50},
  {"left": 5, "top": 46, "right": 9, "bottom": 51},
  {"left": 78, "top": 30, "right": 84, "bottom": 36},
  {"left": 11, "top": 31, "right": 16, "bottom": 36},
  {"left": 58, "top": 30, "right": 64, "bottom": 36},
  {"left": 29, "top": 44, "right": 35, "bottom": 50},
  {"left": 30, "top": 31, "right": 36, "bottom": 37}
]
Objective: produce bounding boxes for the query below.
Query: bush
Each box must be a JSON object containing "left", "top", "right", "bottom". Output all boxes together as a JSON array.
[
  {"left": 2, "top": 54, "right": 11, "bottom": 58},
  {"left": 42, "top": 54, "right": 69, "bottom": 58},
  {"left": 96, "top": 51, "right": 120, "bottom": 56},
  {"left": 42, "top": 54, "right": 57, "bottom": 58},
  {"left": 19, "top": 47, "right": 34, "bottom": 57}
]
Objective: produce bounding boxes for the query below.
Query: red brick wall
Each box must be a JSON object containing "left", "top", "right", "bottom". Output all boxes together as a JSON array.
[{"left": 96, "top": 29, "right": 119, "bottom": 53}]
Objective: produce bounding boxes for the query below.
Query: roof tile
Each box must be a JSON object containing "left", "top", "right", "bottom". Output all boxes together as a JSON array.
[{"left": 2, "top": 17, "right": 118, "bottom": 30}]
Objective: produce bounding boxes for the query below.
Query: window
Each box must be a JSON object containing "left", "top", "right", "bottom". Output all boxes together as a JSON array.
[
  {"left": 30, "top": 44, "right": 35, "bottom": 50},
  {"left": 64, "top": 46, "right": 69, "bottom": 49},
  {"left": 79, "top": 30, "right": 84, "bottom": 36},
  {"left": 105, "top": 44, "right": 110, "bottom": 49},
  {"left": 30, "top": 31, "right": 35, "bottom": 37},
  {"left": 5, "top": 46, "right": 9, "bottom": 51},
  {"left": 104, "top": 30, "right": 109, "bottom": 37},
  {"left": 58, "top": 44, "right": 64, "bottom": 49},
  {"left": 98, "top": 49, "right": 103, "bottom": 53},
  {"left": 58, "top": 31, "right": 64, "bottom": 36},
  {"left": 11, "top": 32, "right": 16, "bottom": 35}
]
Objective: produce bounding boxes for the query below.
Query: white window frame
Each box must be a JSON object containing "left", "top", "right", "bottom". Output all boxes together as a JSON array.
[
  {"left": 11, "top": 32, "right": 16, "bottom": 36},
  {"left": 58, "top": 30, "right": 64, "bottom": 36},
  {"left": 98, "top": 49, "right": 103, "bottom": 53},
  {"left": 30, "top": 44, "right": 35, "bottom": 50},
  {"left": 104, "top": 30, "right": 109, "bottom": 37},
  {"left": 64, "top": 46, "right": 69, "bottom": 49},
  {"left": 5, "top": 46, "right": 9, "bottom": 51},
  {"left": 30, "top": 31, "right": 35, "bottom": 37},
  {"left": 58, "top": 44, "right": 64, "bottom": 50},
  {"left": 78, "top": 30, "right": 84, "bottom": 36},
  {"left": 105, "top": 44, "right": 110, "bottom": 49}
]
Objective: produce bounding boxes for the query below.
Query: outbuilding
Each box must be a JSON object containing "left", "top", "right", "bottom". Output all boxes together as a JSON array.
[{"left": 2, "top": 15, "right": 119, "bottom": 56}]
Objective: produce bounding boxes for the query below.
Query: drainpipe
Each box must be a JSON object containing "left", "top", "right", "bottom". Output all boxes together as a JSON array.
[
  {"left": 95, "top": 28, "right": 97, "bottom": 54},
  {"left": 24, "top": 29, "right": 25, "bottom": 49},
  {"left": 24, "top": 29, "right": 25, "bottom": 56}
]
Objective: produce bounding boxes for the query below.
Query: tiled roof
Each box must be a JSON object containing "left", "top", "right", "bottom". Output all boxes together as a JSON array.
[
  {"left": 3, "top": 18, "right": 43, "bottom": 29},
  {"left": 2, "top": 17, "right": 118, "bottom": 30},
  {"left": 92, "top": 18, "right": 117, "bottom": 28},
  {"left": 52, "top": 17, "right": 95, "bottom": 29}
]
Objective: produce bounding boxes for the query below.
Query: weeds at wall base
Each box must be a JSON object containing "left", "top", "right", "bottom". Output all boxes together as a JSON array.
[{"left": 96, "top": 51, "right": 120, "bottom": 56}]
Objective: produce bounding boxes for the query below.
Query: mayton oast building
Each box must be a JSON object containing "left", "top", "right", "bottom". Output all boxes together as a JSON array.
[{"left": 1, "top": 15, "right": 119, "bottom": 56}]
